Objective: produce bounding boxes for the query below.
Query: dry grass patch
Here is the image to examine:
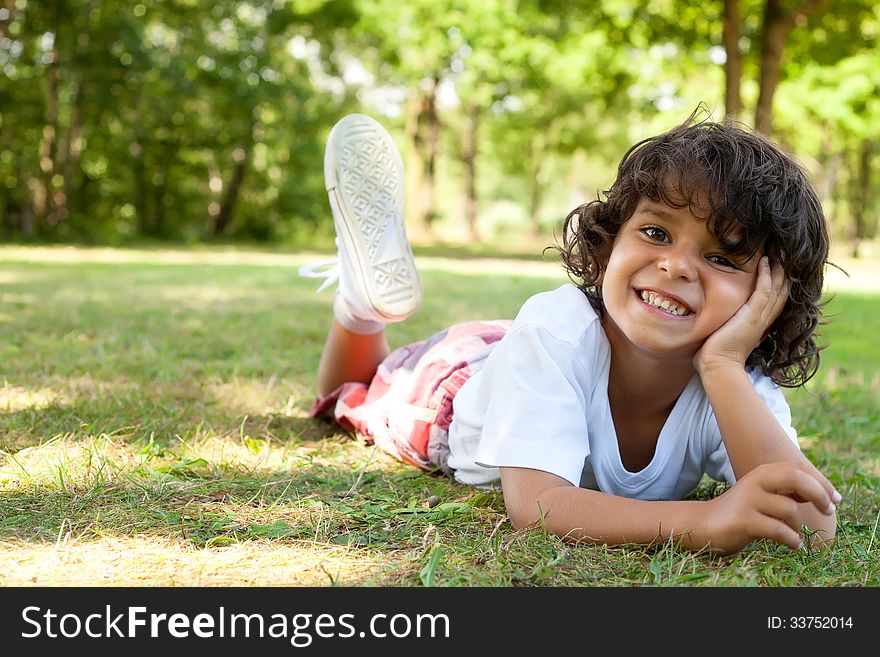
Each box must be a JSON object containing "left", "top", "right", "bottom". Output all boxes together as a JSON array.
[{"left": 0, "top": 536, "right": 405, "bottom": 586}]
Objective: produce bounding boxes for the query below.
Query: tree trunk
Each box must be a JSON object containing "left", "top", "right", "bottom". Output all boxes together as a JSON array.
[
  {"left": 405, "top": 80, "right": 441, "bottom": 239},
  {"left": 153, "top": 166, "right": 168, "bottom": 238},
  {"left": 407, "top": 86, "right": 440, "bottom": 237},
  {"left": 529, "top": 172, "right": 544, "bottom": 237},
  {"left": 59, "top": 71, "right": 84, "bottom": 223},
  {"left": 405, "top": 94, "right": 426, "bottom": 237},
  {"left": 420, "top": 76, "right": 441, "bottom": 231},
  {"left": 849, "top": 139, "right": 873, "bottom": 258},
  {"left": 722, "top": 0, "right": 743, "bottom": 119},
  {"left": 828, "top": 148, "right": 846, "bottom": 239},
  {"left": 528, "top": 136, "right": 547, "bottom": 236},
  {"left": 60, "top": 8, "right": 92, "bottom": 222},
  {"left": 755, "top": 0, "right": 791, "bottom": 134},
  {"left": 132, "top": 138, "right": 149, "bottom": 236},
  {"left": 26, "top": 178, "right": 43, "bottom": 235},
  {"left": 815, "top": 127, "right": 841, "bottom": 203},
  {"left": 20, "top": 205, "right": 34, "bottom": 239},
  {"left": 755, "top": 0, "right": 828, "bottom": 134},
  {"left": 461, "top": 105, "right": 480, "bottom": 243},
  {"left": 130, "top": 80, "right": 149, "bottom": 235},
  {"left": 213, "top": 142, "right": 251, "bottom": 237},
  {"left": 151, "top": 141, "right": 176, "bottom": 238},
  {"left": 38, "top": 26, "right": 61, "bottom": 227},
  {"left": 0, "top": 128, "right": 21, "bottom": 233}
]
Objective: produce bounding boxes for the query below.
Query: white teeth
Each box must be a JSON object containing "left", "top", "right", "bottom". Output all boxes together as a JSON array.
[{"left": 639, "top": 290, "right": 690, "bottom": 316}]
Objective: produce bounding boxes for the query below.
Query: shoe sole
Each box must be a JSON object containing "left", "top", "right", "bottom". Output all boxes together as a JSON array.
[{"left": 324, "top": 114, "right": 422, "bottom": 322}]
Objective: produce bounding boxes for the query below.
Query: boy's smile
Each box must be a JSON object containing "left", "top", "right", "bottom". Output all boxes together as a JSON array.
[
  {"left": 635, "top": 288, "right": 693, "bottom": 317},
  {"left": 600, "top": 197, "right": 761, "bottom": 358}
]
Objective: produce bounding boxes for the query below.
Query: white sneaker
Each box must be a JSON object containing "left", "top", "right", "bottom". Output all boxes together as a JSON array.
[{"left": 300, "top": 114, "right": 422, "bottom": 331}]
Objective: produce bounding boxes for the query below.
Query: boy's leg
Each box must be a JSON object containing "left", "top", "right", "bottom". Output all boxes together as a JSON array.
[
  {"left": 302, "top": 114, "right": 422, "bottom": 396},
  {"left": 317, "top": 319, "right": 389, "bottom": 397}
]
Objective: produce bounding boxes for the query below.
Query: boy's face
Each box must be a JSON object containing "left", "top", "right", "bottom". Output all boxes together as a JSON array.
[{"left": 600, "top": 197, "right": 761, "bottom": 358}]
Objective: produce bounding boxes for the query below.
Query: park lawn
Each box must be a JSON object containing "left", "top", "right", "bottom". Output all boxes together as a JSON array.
[{"left": 0, "top": 245, "right": 877, "bottom": 587}]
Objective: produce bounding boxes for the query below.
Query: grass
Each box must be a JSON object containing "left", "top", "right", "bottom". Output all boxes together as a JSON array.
[{"left": 0, "top": 244, "right": 878, "bottom": 587}]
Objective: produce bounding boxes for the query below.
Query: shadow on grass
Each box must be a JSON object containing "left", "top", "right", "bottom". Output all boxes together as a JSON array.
[
  {"left": 0, "top": 442, "right": 497, "bottom": 586},
  {"left": 0, "top": 401, "right": 336, "bottom": 453}
]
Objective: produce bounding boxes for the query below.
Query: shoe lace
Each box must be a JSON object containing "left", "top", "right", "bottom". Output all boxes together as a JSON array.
[{"left": 298, "top": 258, "right": 339, "bottom": 293}]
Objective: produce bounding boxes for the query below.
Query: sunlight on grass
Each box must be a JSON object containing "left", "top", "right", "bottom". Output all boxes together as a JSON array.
[
  {"left": 1, "top": 384, "right": 67, "bottom": 413},
  {"left": 205, "top": 378, "right": 300, "bottom": 418},
  {"left": 0, "top": 435, "right": 137, "bottom": 488},
  {"left": 0, "top": 536, "right": 400, "bottom": 586}
]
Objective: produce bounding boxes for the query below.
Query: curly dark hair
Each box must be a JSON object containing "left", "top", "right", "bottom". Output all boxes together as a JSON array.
[{"left": 553, "top": 109, "right": 830, "bottom": 387}]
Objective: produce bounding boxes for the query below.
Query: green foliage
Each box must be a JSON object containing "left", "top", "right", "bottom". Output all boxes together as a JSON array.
[
  {"left": 0, "top": 1, "right": 878, "bottom": 245},
  {"left": 0, "top": 0, "right": 357, "bottom": 243}
]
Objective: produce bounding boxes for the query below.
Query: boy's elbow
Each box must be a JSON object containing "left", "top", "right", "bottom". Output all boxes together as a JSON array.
[
  {"left": 507, "top": 513, "right": 528, "bottom": 531},
  {"left": 499, "top": 467, "right": 576, "bottom": 533},
  {"left": 504, "top": 490, "right": 556, "bottom": 531},
  {"left": 506, "top": 500, "right": 544, "bottom": 531}
]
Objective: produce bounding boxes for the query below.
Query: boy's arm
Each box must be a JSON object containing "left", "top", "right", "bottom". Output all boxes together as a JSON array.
[
  {"left": 699, "top": 366, "right": 838, "bottom": 543},
  {"left": 694, "top": 257, "right": 839, "bottom": 543},
  {"left": 694, "top": 256, "right": 807, "bottom": 475},
  {"left": 500, "top": 464, "right": 836, "bottom": 555},
  {"left": 701, "top": 366, "right": 804, "bottom": 473},
  {"left": 501, "top": 467, "right": 708, "bottom": 548}
]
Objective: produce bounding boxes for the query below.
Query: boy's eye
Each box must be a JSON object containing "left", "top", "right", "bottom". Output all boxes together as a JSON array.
[
  {"left": 641, "top": 226, "right": 669, "bottom": 242},
  {"left": 707, "top": 254, "right": 740, "bottom": 269}
]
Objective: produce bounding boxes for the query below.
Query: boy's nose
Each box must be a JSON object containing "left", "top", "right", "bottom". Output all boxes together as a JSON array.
[{"left": 657, "top": 247, "right": 697, "bottom": 281}]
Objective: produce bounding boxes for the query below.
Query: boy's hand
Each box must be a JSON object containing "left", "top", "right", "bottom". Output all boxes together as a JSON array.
[
  {"left": 699, "top": 461, "right": 839, "bottom": 555},
  {"left": 694, "top": 256, "right": 789, "bottom": 375}
]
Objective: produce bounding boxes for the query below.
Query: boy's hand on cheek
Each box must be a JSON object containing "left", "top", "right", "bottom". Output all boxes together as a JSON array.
[{"left": 694, "top": 257, "right": 789, "bottom": 375}]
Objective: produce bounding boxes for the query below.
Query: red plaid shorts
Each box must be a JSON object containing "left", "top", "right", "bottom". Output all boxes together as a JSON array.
[{"left": 310, "top": 320, "right": 512, "bottom": 473}]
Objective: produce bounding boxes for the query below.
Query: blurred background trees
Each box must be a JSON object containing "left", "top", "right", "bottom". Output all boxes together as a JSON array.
[{"left": 0, "top": 0, "right": 877, "bottom": 253}]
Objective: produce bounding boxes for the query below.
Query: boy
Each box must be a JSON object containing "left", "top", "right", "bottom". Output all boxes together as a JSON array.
[{"left": 301, "top": 111, "right": 840, "bottom": 555}]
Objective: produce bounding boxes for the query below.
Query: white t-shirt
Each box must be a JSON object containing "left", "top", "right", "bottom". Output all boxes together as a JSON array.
[{"left": 446, "top": 284, "right": 799, "bottom": 499}]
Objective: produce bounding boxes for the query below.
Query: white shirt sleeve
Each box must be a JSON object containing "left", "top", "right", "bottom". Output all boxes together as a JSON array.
[
  {"left": 473, "top": 323, "right": 591, "bottom": 486},
  {"left": 704, "top": 369, "right": 800, "bottom": 484}
]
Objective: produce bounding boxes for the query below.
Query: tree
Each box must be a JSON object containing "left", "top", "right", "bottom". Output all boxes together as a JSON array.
[
  {"left": 753, "top": 0, "right": 829, "bottom": 133},
  {"left": 0, "top": 0, "right": 358, "bottom": 243},
  {"left": 776, "top": 51, "right": 880, "bottom": 256},
  {"left": 722, "top": 0, "right": 743, "bottom": 118},
  {"left": 347, "top": 0, "right": 476, "bottom": 238}
]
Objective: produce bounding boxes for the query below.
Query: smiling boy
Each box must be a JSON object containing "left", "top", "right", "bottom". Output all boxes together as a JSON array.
[{"left": 302, "top": 110, "right": 840, "bottom": 555}]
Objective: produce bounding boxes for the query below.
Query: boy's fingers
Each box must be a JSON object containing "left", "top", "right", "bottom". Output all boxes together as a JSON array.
[
  {"left": 756, "top": 494, "right": 803, "bottom": 534},
  {"left": 766, "top": 282, "right": 789, "bottom": 326},
  {"left": 771, "top": 266, "right": 789, "bottom": 306},
  {"left": 757, "top": 256, "right": 772, "bottom": 298},
  {"left": 770, "top": 265, "right": 786, "bottom": 301},
  {"left": 770, "top": 260, "right": 785, "bottom": 284},
  {"left": 762, "top": 261, "right": 788, "bottom": 322},
  {"left": 750, "top": 513, "right": 803, "bottom": 550},
  {"left": 744, "top": 257, "right": 773, "bottom": 319},
  {"left": 760, "top": 463, "right": 837, "bottom": 516}
]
